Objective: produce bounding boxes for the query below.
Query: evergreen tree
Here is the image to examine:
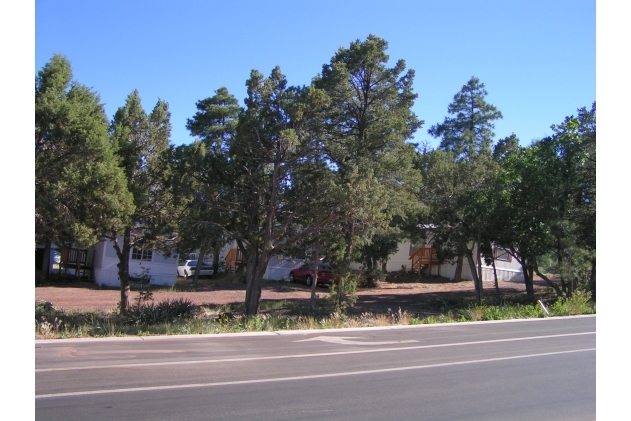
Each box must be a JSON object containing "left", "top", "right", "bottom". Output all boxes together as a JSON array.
[
  {"left": 175, "top": 87, "right": 241, "bottom": 280},
  {"left": 429, "top": 76, "right": 502, "bottom": 160},
  {"left": 421, "top": 77, "right": 504, "bottom": 302},
  {"left": 106, "top": 90, "right": 174, "bottom": 313},
  {"left": 315, "top": 35, "right": 423, "bottom": 267},
  {"left": 35, "top": 54, "right": 133, "bottom": 280}
]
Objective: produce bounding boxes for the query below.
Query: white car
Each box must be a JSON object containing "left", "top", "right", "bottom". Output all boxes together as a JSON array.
[{"left": 177, "top": 260, "right": 214, "bottom": 279}]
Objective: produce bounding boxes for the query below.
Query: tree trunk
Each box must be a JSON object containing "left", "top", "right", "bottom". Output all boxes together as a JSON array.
[
  {"left": 475, "top": 240, "right": 483, "bottom": 300},
  {"left": 310, "top": 244, "right": 320, "bottom": 310},
  {"left": 192, "top": 246, "right": 207, "bottom": 286},
  {"left": 112, "top": 228, "right": 132, "bottom": 314},
  {"left": 454, "top": 255, "right": 464, "bottom": 282},
  {"left": 39, "top": 240, "right": 52, "bottom": 283},
  {"left": 243, "top": 248, "right": 272, "bottom": 316},
  {"left": 212, "top": 242, "right": 221, "bottom": 274},
  {"left": 491, "top": 255, "right": 501, "bottom": 300},
  {"left": 463, "top": 243, "right": 482, "bottom": 304},
  {"left": 533, "top": 266, "right": 563, "bottom": 297},
  {"left": 525, "top": 265, "right": 535, "bottom": 299}
]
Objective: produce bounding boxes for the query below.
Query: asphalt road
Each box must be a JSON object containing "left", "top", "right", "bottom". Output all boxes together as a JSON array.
[{"left": 36, "top": 316, "right": 596, "bottom": 421}]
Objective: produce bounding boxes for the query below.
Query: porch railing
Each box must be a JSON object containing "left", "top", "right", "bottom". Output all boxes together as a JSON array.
[
  {"left": 59, "top": 247, "right": 94, "bottom": 280},
  {"left": 409, "top": 247, "right": 439, "bottom": 275}
]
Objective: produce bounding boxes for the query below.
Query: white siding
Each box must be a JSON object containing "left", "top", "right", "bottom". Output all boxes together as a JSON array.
[
  {"left": 361, "top": 240, "right": 524, "bottom": 283},
  {"left": 93, "top": 238, "right": 178, "bottom": 287},
  {"left": 263, "top": 257, "right": 304, "bottom": 281},
  {"left": 386, "top": 242, "right": 414, "bottom": 272}
]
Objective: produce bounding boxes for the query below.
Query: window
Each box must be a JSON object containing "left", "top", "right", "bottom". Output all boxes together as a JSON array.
[
  {"left": 493, "top": 245, "right": 511, "bottom": 262},
  {"left": 131, "top": 248, "right": 153, "bottom": 262}
]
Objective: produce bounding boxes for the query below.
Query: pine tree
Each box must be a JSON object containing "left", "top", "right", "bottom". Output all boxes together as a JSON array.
[
  {"left": 429, "top": 76, "right": 502, "bottom": 160},
  {"left": 107, "top": 90, "right": 174, "bottom": 313},
  {"left": 35, "top": 54, "right": 133, "bottom": 280}
]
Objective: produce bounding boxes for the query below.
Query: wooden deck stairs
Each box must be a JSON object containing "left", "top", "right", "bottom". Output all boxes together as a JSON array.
[
  {"left": 225, "top": 248, "right": 246, "bottom": 272},
  {"left": 409, "top": 247, "right": 439, "bottom": 276}
]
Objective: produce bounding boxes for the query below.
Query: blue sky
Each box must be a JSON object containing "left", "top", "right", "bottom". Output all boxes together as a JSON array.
[{"left": 34, "top": 0, "right": 595, "bottom": 148}]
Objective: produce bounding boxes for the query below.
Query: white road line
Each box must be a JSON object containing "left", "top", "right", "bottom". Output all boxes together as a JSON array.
[
  {"left": 36, "top": 331, "right": 595, "bottom": 373},
  {"left": 35, "top": 347, "right": 596, "bottom": 399},
  {"left": 295, "top": 336, "right": 419, "bottom": 345}
]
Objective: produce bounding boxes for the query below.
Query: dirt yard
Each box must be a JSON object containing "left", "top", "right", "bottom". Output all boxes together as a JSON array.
[{"left": 35, "top": 273, "right": 549, "bottom": 317}]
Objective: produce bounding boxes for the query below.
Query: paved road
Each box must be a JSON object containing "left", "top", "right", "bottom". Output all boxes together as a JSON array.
[{"left": 36, "top": 316, "right": 595, "bottom": 421}]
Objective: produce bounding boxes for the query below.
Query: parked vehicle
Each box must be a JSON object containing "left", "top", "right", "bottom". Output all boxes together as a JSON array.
[
  {"left": 289, "top": 262, "right": 339, "bottom": 286},
  {"left": 177, "top": 260, "right": 214, "bottom": 279}
]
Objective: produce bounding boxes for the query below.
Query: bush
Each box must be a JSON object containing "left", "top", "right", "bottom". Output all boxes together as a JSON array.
[
  {"left": 329, "top": 273, "right": 358, "bottom": 313},
  {"left": 357, "top": 268, "right": 386, "bottom": 288},
  {"left": 125, "top": 298, "right": 198, "bottom": 325},
  {"left": 428, "top": 296, "right": 467, "bottom": 311},
  {"left": 549, "top": 290, "right": 594, "bottom": 316}
]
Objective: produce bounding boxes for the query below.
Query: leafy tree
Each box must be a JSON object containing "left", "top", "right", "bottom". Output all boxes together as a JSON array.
[
  {"left": 417, "top": 149, "right": 498, "bottom": 303},
  {"left": 105, "top": 90, "right": 174, "bottom": 313},
  {"left": 35, "top": 54, "right": 133, "bottom": 280},
  {"left": 429, "top": 76, "right": 502, "bottom": 160},
  {"left": 493, "top": 106, "right": 596, "bottom": 299}
]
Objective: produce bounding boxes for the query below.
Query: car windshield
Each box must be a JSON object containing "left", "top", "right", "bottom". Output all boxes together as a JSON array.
[{"left": 188, "top": 260, "right": 197, "bottom": 266}]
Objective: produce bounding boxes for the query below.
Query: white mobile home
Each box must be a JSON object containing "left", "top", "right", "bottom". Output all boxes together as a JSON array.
[
  {"left": 56, "top": 239, "right": 178, "bottom": 287},
  {"left": 351, "top": 241, "right": 524, "bottom": 282},
  {"left": 92, "top": 239, "right": 178, "bottom": 287}
]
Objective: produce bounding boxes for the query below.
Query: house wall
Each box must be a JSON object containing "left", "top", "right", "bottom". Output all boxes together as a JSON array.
[
  {"left": 263, "top": 257, "right": 304, "bottom": 281},
  {"left": 386, "top": 242, "right": 414, "bottom": 272},
  {"left": 347, "top": 240, "right": 523, "bottom": 282},
  {"left": 188, "top": 241, "right": 238, "bottom": 272},
  {"left": 349, "top": 241, "right": 434, "bottom": 273},
  {"left": 436, "top": 244, "right": 524, "bottom": 283},
  {"left": 93, "top": 239, "right": 178, "bottom": 287}
]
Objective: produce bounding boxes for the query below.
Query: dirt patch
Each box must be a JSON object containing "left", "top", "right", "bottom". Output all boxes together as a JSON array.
[{"left": 35, "top": 273, "right": 549, "bottom": 316}]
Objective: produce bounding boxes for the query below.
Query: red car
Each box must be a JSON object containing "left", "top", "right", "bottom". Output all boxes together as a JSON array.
[{"left": 289, "top": 263, "right": 339, "bottom": 286}]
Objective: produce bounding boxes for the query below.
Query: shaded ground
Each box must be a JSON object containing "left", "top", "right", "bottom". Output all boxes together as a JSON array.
[{"left": 35, "top": 272, "right": 551, "bottom": 317}]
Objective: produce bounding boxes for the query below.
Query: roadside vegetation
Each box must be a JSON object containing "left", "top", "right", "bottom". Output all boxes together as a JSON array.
[{"left": 36, "top": 281, "right": 594, "bottom": 339}]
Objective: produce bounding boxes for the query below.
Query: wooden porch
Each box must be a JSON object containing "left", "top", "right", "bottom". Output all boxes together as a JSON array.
[
  {"left": 409, "top": 247, "right": 439, "bottom": 276},
  {"left": 225, "top": 248, "right": 246, "bottom": 272},
  {"left": 59, "top": 247, "right": 95, "bottom": 281}
]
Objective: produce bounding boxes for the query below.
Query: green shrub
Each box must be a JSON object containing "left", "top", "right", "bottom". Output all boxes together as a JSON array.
[
  {"left": 549, "top": 290, "right": 594, "bottom": 316},
  {"left": 428, "top": 296, "right": 467, "bottom": 311},
  {"left": 357, "top": 268, "right": 386, "bottom": 288},
  {"left": 329, "top": 274, "right": 358, "bottom": 313},
  {"left": 125, "top": 298, "right": 198, "bottom": 325}
]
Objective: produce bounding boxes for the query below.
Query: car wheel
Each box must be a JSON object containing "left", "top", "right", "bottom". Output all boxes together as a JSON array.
[
  {"left": 306, "top": 275, "right": 313, "bottom": 287},
  {"left": 289, "top": 273, "right": 295, "bottom": 283}
]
